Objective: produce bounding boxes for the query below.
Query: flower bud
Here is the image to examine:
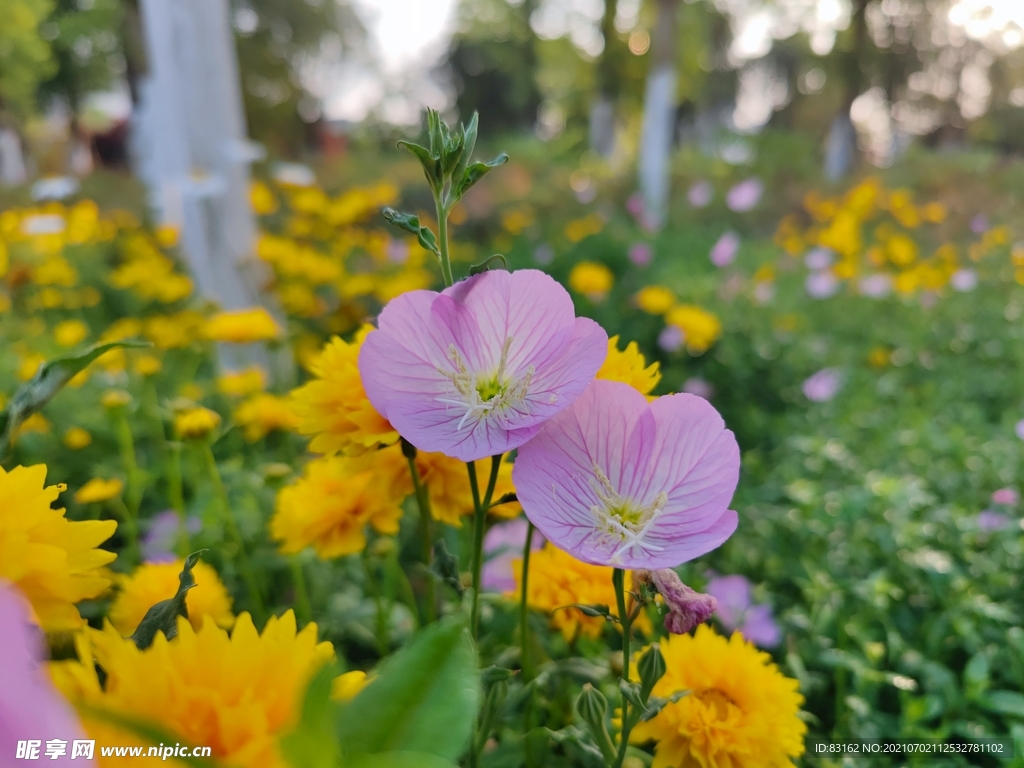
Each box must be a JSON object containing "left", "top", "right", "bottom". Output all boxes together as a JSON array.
[
  {"left": 648, "top": 569, "right": 717, "bottom": 635},
  {"left": 637, "top": 642, "right": 667, "bottom": 702},
  {"left": 576, "top": 682, "right": 608, "bottom": 726}
]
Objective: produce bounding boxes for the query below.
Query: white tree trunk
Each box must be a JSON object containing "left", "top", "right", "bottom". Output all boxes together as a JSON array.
[
  {"left": 0, "top": 128, "right": 28, "bottom": 187},
  {"left": 824, "top": 111, "right": 857, "bottom": 181}
]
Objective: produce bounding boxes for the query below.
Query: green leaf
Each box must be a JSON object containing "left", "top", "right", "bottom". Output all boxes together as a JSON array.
[
  {"left": 130, "top": 551, "right": 205, "bottom": 650},
  {"left": 430, "top": 539, "right": 464, "bottom": 597},
  {"left": 337, "top": 615, "right": 480, "bottom": 761},
  {"left": 639, "top": 690, "right": 689, "bottom": 722},
  {"left": 417, "top": 227, "right": 440, "bottom": 256},
  {"left": 0, "top": 339, "right": 149, "bottom": 456},
  {"left": 427, "top": 108, "right": 443, "bottom": 158},
  {"left": 980, "top": 690, "right": 1024, "bottom": 718},
  {"left": 382, "top": 208, "right": 423, "bottom": 235},
  {"left": 280, "top": 664, "right": 341, "bottom": 768},
  {"left": 453, "top": 112, "right": 478, "bottom": 185},
  {"left": 638, "top": 643, "right": 666, "bottom": 703},
  {"left": 346, "top": 754, "right": 458, "bottom": 768},
  {"left": 569, "top": 603, "right": 613, "bottom": 620},
  {"left": 468, "top": 254, "right": 507, "bottom": 277},
  {"left": 453, "top": 154, "right": 508, "bottom": 202},
  {"left": 397, "top": 140, "right": 440, "bottom": 189}
]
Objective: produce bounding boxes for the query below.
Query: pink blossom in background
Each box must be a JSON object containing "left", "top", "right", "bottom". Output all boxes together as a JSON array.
[
  {"left": 976, "top": 511, "right": 1011, "bottom": 531},
  {"left": 725, "top": 178, "right": 763, "bottom": 212},
  {"left": 919, "top": 291, "right": 938, "bottom": 309},
  {"left": 626, "top": 193, "right": 645, "bottom": 218},
  {"left": 0, "top": 581, "right": 92, "bottom": 766},
  {"left": 483, "top": 517, "right": 544, "bottom": 592},
  {"left": 629, "top": 242, "right": 653, "bottom": 267},
  {"left": 705, "top": 574, "right": 782, "bottom": 647},
  {"left": 683, "top": 377, "right": 714, "bottom": 400},
  {"left": 687, "top": 180, "right": 713, "bottom": 208},
  {"left": 710, "top": 232, "right": 741, "bottom": 268},
  {"left": 753, "top": 280, "right": 776, "bottom": 304},
  {"left": 992, "top": 488, "right": 1019, "bottom": 506},
  {"left": 970, "top": 214, "right": 989, "bottom": 234},
  {"left": 804, "top": 247, "right": 834, "bottom": 271},
  {"left": 803, "top": 368, "right": 842, "bottom": 402},
  {"left": 858, "top": 274, "right": 892, "bottom": 298},
  {"left": 534, "top": 243, "right": 554, "bottom": 265},
  {"left": 658, "top": 325, "right": 684, "bottom": 353},
  {"left": 1016, "top": 420, "right": 1024, "bottom": 440},
  {"left": 950, "top": 269, "right": 978, "bottom": 292},
  {"left": 387, "top": 239, "right": 410, "bottom": 264},
  {"left": 141, "top": 510, "right": 202, "bottom": 564},
  {"left": 805, "top": 271, "right": 839, "bottom": 299},
  {"left": 359, "top": 269, "right": 607, "bottom": 462},
  {"left": 513, "top": 380, "right": 740, "bottom": 569}
]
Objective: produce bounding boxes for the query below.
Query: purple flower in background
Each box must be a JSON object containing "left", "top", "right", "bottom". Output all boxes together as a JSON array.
[
  {"left": 803, "top": 368, "right": 842, "bottom": 402},
  {"left": 706, "top": 574, "right": 781, "bottom": 647},
  {"left": 976, "top": 511, "right": 1011, "bottom": 531},
  {"left": 1016, "top": 420, "right": 1024, "bottom": 440},
  {"left": 0, "top": 581, "right": 91, "bottom": 766},
  {"left": 483, "top": 517, "right": 544, "bottom": 592},
  {"left": 629, "top": 242, "right": 653, "bottom": 267},
  {"left": 951, "top": 269, "right": 977, "bottom": 292},
  {"left": 804, "top": 247, "right": 834, "bottom": 271},
  {"left": 687, "top": 180, "right": 713, "bottom": 208},
  {"left": 992, "top": 488, "right": 1019, "bottom": 506},
  {"left": 710, "top": 232, "right": 741, "bottom": 268},
  {"left": 514, "top": 380, "right": 740, "bottom": 569},
  {"left": 359, "top": 269, "right": 607, "bottom": 462},
  {"left": 858, "top": 274, "right": 892, "bottom": 298},
  {"left": 970, "top": 214, "right": 989, "bottom": 234},
  {"left": 805, "top": 271, "right": 839, "bottom": 299},
  {"left": 534, "top": 243, "right": 554, "bottom": 265},
  {"left": 387, "top": 239, "right": 410, "bottom": 264},
  {"left": 683, "top": 377, "right": 714, "bottom": 400},
  {"left": 141, "top": 510, "right": 201, "bottom": 564},
  {"left": 753, "top": 280, "right": 776, "bottom": 304},
  {"left": 726, "top": 178, "right": 763, "bottom": 212},
  {"left": 658, "top": 324, "right": 684, "bottom": 353},
  {"left": 626, "top": 193, "right": 645, "bottom": 218}
]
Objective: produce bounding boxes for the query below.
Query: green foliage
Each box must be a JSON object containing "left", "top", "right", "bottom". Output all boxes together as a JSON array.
[
  {"left": 38, "top": 0, "right": 123, "bottom": 113},
  {"left": 280, "top": 665, "right": 341, "bottom": 768},
  {"left": 0, "top": 0, "right": 57, "bottom": 120},
  {"left": 130, "top": 551, "right": 205, "bottom": 649}
]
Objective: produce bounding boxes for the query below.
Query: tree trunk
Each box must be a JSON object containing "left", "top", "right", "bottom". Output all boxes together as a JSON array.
[
  {"left": 0, "top": 126, "right": 28, "bottom": 187},
  {"left": 590, "top": 0, "right": 621, "bottom": 156},
  {"left": 827, "top": 0, "right": 869, "bottom": 180},
  {"left": 637, "top": 0, "right": 680, "bottom": 229}
]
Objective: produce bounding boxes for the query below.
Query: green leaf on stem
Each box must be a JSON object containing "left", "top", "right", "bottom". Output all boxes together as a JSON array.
[
  {"left": 280, "top": 664, "right": 341, "bottom": 768},
  {"left": 130, "top": 550, "right": 205, "bottom": 650},
  {"left": 639, "top": 690, "right": 690, "bottom": 722},
  {"left": 382, "top": 208, "right": 440, "bottom": 256},
  {"left": 453, "top": 154, "right": 509, "bottom": 202},
  {"left": 430, "top": 539, "right": 464, "bottom": 597},
  {"left": 570, "top": 603, "right": 615, "bottom": 621},
  {"left": 337, "top": 615, "right": 480, "bottom": 761},
  {"left": 453, "top": 112, "right": 478, "bottom": 185},
  {"left": 637, "top": 643, "right": 667, "bottom": 703},
  {"left": 468, "top": 254, "right": 508, "bottom": 277},
  {"left": 397, "top": 141, "right": 440, "bottom": 189}
]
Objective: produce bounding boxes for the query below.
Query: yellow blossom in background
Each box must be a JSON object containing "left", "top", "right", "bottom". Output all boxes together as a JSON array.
[
  {"left": 204, "top": 307, "right": 281, "bottom": 343},
  {"left": 63, "top": 427, "right": 92, "bottom": 450},
  {"left": 18, "top": 352, "right": 45, "bottom": 381},
  {"left": 133, "top": 354, "right": 162, "bottom": 376},
  {"left": 0, "top": 465, "right": 117, "bottom": 630},
  {"left": 74, "top": 478, "right": 124, "bottom": 505},
  {"left": 921, "top": 201, "right": 947, "bottom": 223},
  {"left": 412, "top": 449, "right": 518, "bottom": 527},
  {"left": 630, "top": 626, "right": 806, "bottom": 768},
  {"left": 101, "top": 390, "right": 131, "bottom": 409},
  {"left": 568, "top": 261, "right": 614, "bottom": 302},
  {"left": 175, "top": 407, "right": 222, "bottom": 440},
  {"left": 234, "top": 393, "right": 299, "bottom": 441},
  {"left": 512, "top": 543, "right": 650, "bottom": 641},
  {"left": 331, "top": 670, "right": 369, "bottom": 702},
  {"left": 107, "top": 560, "right": 235, "bottom": 637},
  {"left": 15, "top": 412, "right": 51, "bottom": 438},
  {"left": 290, "top": 327, "right": 398, "bottom": 456},
  {"left": 597, "top": 335, "right": 661, "bottom": 398},
  {"left": 251, "top": 180, "right": 280, "bottom": 215},
  {"left": 501, "top": 208, "right": 534, "bottom": 235},
  {"left": 218, "top": 365, "right": 267, "bottom": 397},
  {"left": 635, "top": 285, "right": 675, "bottom": 315},
  {"left": 51, "top": 611, "right": 333, "bottom": 768},
  {"left": 144, "top": 311, "right": 205, "bottom": 349},
  {"left": 665, "top": 305, "right": 722, "bottom": 354},
  {"left": 564, "top": 213, "right": 604, "bottom": 243},
  {"left": 869, "top": 347, "right": 891, "bottom": 367},
  {"left": 271, "top": 455, "right": 405, "bottom": 558},
  {"left": 155, "top": 224, "right": 180, "bottom": 248},
  {"left": 886, "top": 233, "right": 918, "bottom": 267},
  {"left": 54, "top": 318, "right": 89, "bottom": 347}
]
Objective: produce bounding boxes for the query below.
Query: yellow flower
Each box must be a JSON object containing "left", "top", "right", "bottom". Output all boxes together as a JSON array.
[
  {"left": 234, "top": 393, "right": 299, "bottom": 441},
  {"left": 74, "top": 478, "right": 124, "bottom": 504},
  {"left": 411, "top": 449, "right": 518, "bottom": 527},
  {"left": 63, "top": 427, "right": 93, "bottom": 450},
  {"left": 665, "top": 305, "right": 722, "bottom": 354},
  {"left": 564, "top": 213, "right": 604, "bottom": 243},
  {"left": 102, "top": 390, "right": 132, "bottom": 409},
  {"left": 54, "top": 318, "right": 89, "bottom": 347},
  {"left": 18, "top": 352, "right": 45, "bottom": 381},
  {"left": 175, "top": 407, "right": 222, "bottom": 440},
  {"left": 568, "top": 261, "right": 614, "bottom": 302},
  {"left": 51, "top": 611, "right": 333, "bottom": 768},
  {"left": 107, "top": 560, "right": 235, "bottom": 637},
  {"left": 133, "top": 354, "right": 163, "bottom": 376},
  {"left": 251, "top": 180, "right": 280, "bottom": 215},
  {"left": 921, "top": 201, "right": 947, "bottom": 223},
  {"left": 0, "top": 465, "right": 117, "bottom": 631},
  {"left": 156, "top": 224, "right": 180, "bottom": 248},
  {"left": 630, "top": 626, "right": 806, "bottom": 768},
  {"left": 271, "top": 455, "right": 405, "bottom": 558},
  {"left": 597, "top": 335, "right": 660, "bottom": 398},
  {"left": 635, "top": 286, "right": 675, "bottom": 315},
  {"left": 886, "top": 233, "right": 918, "bottom": 267},
  {"left": 15, "top": 412, "right": 51, "bottom": 438},
  {"left": 869, "top": 347, "right": 890, "bottom": 367},
  {"left": 290, "top": 327, "right": 399, "bottom": 456},
  {"left": 217, "top": 366, "right": 267, "bottom": 397},
  {"left": 512, "top": 543, "right": 651, "bottom": 641},
  {"left": 204, "top": 307, "right": 282, "bottom": 343},
  {"left": 331, "top": 670, "right": 369, "bottom": 702}
]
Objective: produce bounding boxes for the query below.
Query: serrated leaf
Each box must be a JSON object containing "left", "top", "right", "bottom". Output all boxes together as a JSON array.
[
  {"left": 453, "top": 113, "right": 478, "bottom": 185},
  {"left": 0, "top": 339, "right": 149, "bottom": 456},
  {"left": 130, "top": 551, "right": 204, "bottom": 650},
  {"left": 453, "top": 154, "right": 508, "bottom": 201},
  {"left": 397, "top": 141, "right": 440, "bottom": 189},
  {"left": 337, "top": 615, "right": 480, "bottom": 761},
  {"left": 429, "top": 540, "right": 464, "bottom": 597},
  {"left": 468, "top": 254, "right": 507, "bottom": 277},
  {"left": 281, "top": 664, "right": 341, "bottom": 768},
  {"left": 980, "top": 690, "right": 1024, "bottom": 718}
]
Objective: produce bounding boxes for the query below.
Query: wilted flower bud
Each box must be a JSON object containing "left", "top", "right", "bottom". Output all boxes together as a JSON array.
[{"left": 642, "top": 569, "right": 717, "bottom": 635}]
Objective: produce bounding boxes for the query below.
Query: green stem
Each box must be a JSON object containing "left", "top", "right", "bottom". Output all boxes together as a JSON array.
[
  {"left": 364, "top": 550, "right": 390, "bottom": 656},
  {"left": 468, "top": 455, "right": 502, "bottom": 641},
  {"left": 612, "top": 568, "right": 635, "bottom": 768},
  {"left": 202, "top": 443, "right": 265, "bottom": 621},
  {"left": 166, "top": 442, "right": 190, "bottom": 557},
  {"left": 114, "top": 410, "right": 143, "bottom": 516},
  {"left": 520, "top": 522, "right": 535, "bottom": 681},
  {"left": 435, "top": 195, "right": 454, "bottom": 287},
  {"left": 406, "top": 453, "right": 437, "bottom": 623},
  {"left": 290, "top": 556, "right": 312, "bottom": 625},
  {"left": 109, "top": 497, "right": 139, "bottom": 564}
]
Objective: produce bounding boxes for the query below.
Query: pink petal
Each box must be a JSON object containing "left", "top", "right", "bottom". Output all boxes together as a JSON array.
[{"left": 521, "top": 318, "right": 609, "bottom": 426}]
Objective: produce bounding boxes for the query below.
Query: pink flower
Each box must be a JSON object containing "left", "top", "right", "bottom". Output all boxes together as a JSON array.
[
  {"left": 626, "top": 193, "right": 645, "bottom": 218},
  {"left": 805, "top": 271, "right": 839, "bottom": 299},
  {"left": 641, "top": 569, "right": 717, "bottom": 634},
  {"left": 705, "top": 574, "right": 781, "bottom": 647},
  {"left": 710, "top": 232, "right": 740, "bottom": 268},
  {"left": 513, "top": 380, "right": 740, "bottom": 569},
  {"left": 1016, "top": 419, "right": 1024, "bottom": 441},
  {"left": 629, "top": 242, "right": 653, "bottom": 267},
  {"left": 858, "top": 274, "right": 891, "bottom": 298},
  {"left": 682, "top": 377, "right": 714, "bottom": 400},
  {"left": 804, "top": 247, "right": 834, "bottom": 271},
  {"left": 976, "top": 511, "right": 1011, "bottom": 531},
  {"left": 359, "top": 269, "right": 607, "bottom": 462},
  {"left": 482, "top": 517, "right": 544, "bottom": 592},
  {"left": 802, "top": 368, "right": 842, "bottom": 402},
  {"left": 951, "top": 269, "right": 977, "bottom": 292},
  {"left": 0, "top": 581, "right": 91, "bottom": 766},
  {"left": 657, "top": 325, "right": 684, "bottom": 352},
  {"left": 970, "top": 214, "right": 989, "bottom": 234},
  {"left": 726, "top": 178, "right": 763, "bottom": 212},
  {"left": 992, "top": 488, "right": 1019, "bottom": 506},
  {"left": 687, "top": 180, "right": 713, "bottom": 208}
]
